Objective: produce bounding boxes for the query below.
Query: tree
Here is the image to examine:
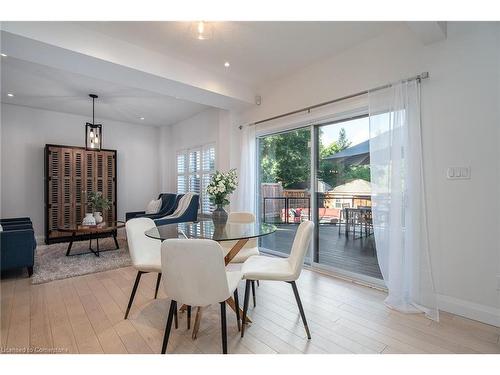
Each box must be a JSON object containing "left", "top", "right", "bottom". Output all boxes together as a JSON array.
[
  {"left": 259, "top": 127, "right": 370, "bottom": 191},
  {"left": 259, "top": 129, "right": 311, "bottom": 189},
  {"left": 318, "top": 128, "right": 352, "bottom": 187}
]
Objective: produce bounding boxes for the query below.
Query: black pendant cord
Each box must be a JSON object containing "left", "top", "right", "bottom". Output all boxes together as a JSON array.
[{"left": 89, "top": 93, "right": 98, "bottom": 126}]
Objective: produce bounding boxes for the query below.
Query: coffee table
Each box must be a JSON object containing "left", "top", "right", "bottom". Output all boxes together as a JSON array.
[{"left": 58, "top": 221, "right": 125, "bottom": 257}]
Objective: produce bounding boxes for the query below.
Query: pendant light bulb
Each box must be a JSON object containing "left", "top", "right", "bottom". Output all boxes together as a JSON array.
[{"left": 89, "top": 129, "right": 95, "bottom": 138}]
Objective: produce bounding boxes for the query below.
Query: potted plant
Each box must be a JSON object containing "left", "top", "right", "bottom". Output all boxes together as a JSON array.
[
  {"left": 206, "top": 169, "right": 238, "bottom": 224},
  {"left": 87, "top": 191, "right": 111, "bottom": 224}
]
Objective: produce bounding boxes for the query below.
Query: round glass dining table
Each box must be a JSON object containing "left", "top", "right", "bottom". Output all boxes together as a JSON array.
[
  {"left": 145, "top": 218, "right": 276, "bottom": 243},
  {"left": 144, "top": 217, "right": 277, "bottom": 340}
]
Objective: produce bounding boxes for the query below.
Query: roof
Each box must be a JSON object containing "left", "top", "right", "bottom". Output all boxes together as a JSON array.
[
  {"left": 329, "top": 179, "right": 371, "bottom": 195},
  {"left": 322, "top": 140, "right": 370, "bottom": 165}
]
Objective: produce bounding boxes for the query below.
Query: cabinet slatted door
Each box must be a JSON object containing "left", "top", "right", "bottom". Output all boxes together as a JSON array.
[
  {"left": 61, "top": 148, "right": 74, "bottom": 229},
  {"left": 73, "top": 149, "right": 85, "bottom": 225},
  {"left": 85, "top": 151, "right": 96, "bottom": 201},
  {"left": 104, "top": 151, "right": 116, "bottom": 224},
  {"left": 47, "top": 147, "right": 62, "bottom": 238},
  {"left": 45, "top": 145, "right": 117, "bottom": 244}
]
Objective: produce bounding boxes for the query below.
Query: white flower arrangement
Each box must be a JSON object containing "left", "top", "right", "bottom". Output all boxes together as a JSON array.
[{"left": 207, "top": 169, "right": 238, "bottom": 207}]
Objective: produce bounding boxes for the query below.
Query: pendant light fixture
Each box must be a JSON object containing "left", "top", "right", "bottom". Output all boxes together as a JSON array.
[{"left": 85, "top": 94, "right": 103, "bottom": 151}]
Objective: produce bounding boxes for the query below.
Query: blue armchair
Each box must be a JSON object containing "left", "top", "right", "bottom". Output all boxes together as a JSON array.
[
  {"left": 154, "top": 193, "right": 199, "bottom": 226},
  {"left": 125, "top": 193, "right": 178, "bottom": 221},
  {"left": 1, "top": 218, "right": 36, "bottom": 277}
]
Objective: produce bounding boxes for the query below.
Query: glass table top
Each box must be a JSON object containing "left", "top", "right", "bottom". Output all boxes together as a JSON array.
[{"left": 145, "top": 218, "right": 277, "bottom": 242}]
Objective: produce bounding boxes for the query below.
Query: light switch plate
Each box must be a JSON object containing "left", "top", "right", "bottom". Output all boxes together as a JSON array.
[{"left": 447, "top": 166, "right": 471, "bottom": 180}]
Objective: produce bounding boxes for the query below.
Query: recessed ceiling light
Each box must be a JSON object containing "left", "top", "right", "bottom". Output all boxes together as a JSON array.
[
  {"left": 1, "top": 53, "right": 7, "bottom": 57},
  {"left": 193, "top": 21, "right": 213, "bottom": 41},
  {"left": 139, "top": 117, "right": 145, "bottom": 120},
  {"left": 7, "top": 93, "right": 14, "bottom": 97},
  {"left": 224, "top": 61, "right": 230, "bottom": 68}
]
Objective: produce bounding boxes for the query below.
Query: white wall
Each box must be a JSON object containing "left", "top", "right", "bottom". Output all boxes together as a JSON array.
[
  {"left": 1, "top": 103, "right": 161, "bottom": 239},
  {"left": 234, "top": 22, "right": 500, "bottom": 325},
  {"left": 159, "top": 107, "right": 236, "bottom": 193}
]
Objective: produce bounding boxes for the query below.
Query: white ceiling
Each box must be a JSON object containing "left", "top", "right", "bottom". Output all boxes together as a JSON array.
[
  {"left": 1, "top": 21, "right": 401, "bottom": 127},
  {"left": 78, "top": 21, "right": 398, "bottom": 87},
  {"left": 1, "top": 56, "right": 209, "bottom": 126}
]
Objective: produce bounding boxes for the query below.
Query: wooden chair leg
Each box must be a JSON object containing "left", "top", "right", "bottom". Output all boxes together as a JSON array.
[
  {"left": 154, "top": 273, "right": 162, "bottom": 299},
  {"left": 251, "top": 280, "right": 256, "bottom": 307},
  {"left": 192, "top": 306, "right": 202, "bottom": 340},
  {"left": 220, "top": 301, "right": 228, "bottom": 354},
  {"left": 241, "top": 280, "right": 251, "bottom": 338},
  {"left": 124, "top": 271, "right": 144, "bottom": 319},
  {"left": 289, "top": 281, "right": 311, "bottom": 339},
  {"left": 233, "top": 289, "right": 241, "bottom": 332},
  {"left": 187, "top": 305, "right": 191, "bottom": 330},
  {"left": 161, "top": 300, "right": 177, "bottom": 354}
]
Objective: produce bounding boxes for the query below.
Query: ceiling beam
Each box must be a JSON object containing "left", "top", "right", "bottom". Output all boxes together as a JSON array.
[
  {"left": 406, "top": 22, "right": 447, "bottom": 45},
  {"left": 0, "top": 23, "right": 256, "bottom": 110}
]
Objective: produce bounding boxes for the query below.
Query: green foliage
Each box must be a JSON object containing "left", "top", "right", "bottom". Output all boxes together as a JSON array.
[
  {"left": 87, "top": 191, "right": 111, "bottom": 212},
  {"left": 259, "top": 129, "right": 311, "bottom": 189},
  {"left": 259, "top": 127, "right": 371, "bottom": 190}
]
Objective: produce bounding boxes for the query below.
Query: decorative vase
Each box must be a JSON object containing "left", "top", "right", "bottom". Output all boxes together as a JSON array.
[
  {"left": 93, "top": 211, "right": 103, "bottom": 224},
  {"left": 212, "top": 204, "right": 228, "bottom": 224},
  {"left": 83, "top": 213, "right": 96, "bottom": 225}
]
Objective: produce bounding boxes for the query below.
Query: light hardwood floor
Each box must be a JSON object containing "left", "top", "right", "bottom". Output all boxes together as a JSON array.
[{"left": 1, "top": 266, "right": 499, "bottom": 354}]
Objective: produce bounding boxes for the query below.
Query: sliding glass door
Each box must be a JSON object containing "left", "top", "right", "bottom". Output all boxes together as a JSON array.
[
  {"left": 257, "top": 127, "right": 311, "bottom": 260},
  {"left": 256, "top": 116, "right": 382, "bottom": 282},
  {"left": 314, "top": 116, "right": 381, "bottom": 280}
]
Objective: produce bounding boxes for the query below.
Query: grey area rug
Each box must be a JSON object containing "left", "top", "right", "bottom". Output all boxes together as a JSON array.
[{"left": 32, "top": 237, "right": 131, "bottom": 284}]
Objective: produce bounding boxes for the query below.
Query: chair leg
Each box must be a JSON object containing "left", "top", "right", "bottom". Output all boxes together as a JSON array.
[
  {"left": 251, "top": 280, "right": 256, "bottom": 307},
  {"left": 187, "top": 305, "right": 191, "bottom": 330},
  {"left": 124, "top": 271, "right": 144, "bottom": 319},
  {"left": 241, "top": 280, "right": 251, "bottom": 338},
  {"left": 174, "top": 306, "right": 178, "bottom": 329},
  {"left": 233, "top": 289, "right": 241, "bottom": 332},
  {"left": 289, "top": 281, "right": 311, "bottom": 339},
  {"left": 220, "top": 301, "right": 228, "bottom": 354},
  {"left": 154, "top": 273, "right": 162, "bottom": 299},
  {"left": 256, "top": 280, "right": 260, "bottom": 287},
  {"left": 161, "top": 300, "right": 177, "bottom": 354}
]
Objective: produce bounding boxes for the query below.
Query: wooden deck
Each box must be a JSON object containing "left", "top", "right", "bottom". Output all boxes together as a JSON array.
[
  {"left": 1, "top": 266, "right": 499, "bottom": 354},
  {"left": 261, "top": 223, "right": 382, "bottom": 279}
]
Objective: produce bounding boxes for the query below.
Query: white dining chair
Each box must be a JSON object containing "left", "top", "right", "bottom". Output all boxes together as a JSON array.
[
  {"left": 124, "top": 218, "right": 177, "bottom": 327},
  {"left": 240, "top": 220, "right": 314, "bottom": 339},
  {"left": 221, "top": 211, "right": 260, "bottom": 307},
  {"left": 160, "top": 238, "right": 243, "bottom": 354}
]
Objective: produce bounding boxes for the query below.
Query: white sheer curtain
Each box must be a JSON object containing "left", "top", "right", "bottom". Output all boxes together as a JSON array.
[
  {"left": 235, "top": 125, "right": 256, "bottom": 213},
  {"left": 369, "top": 80, "right": 439, "bottom": 321}
]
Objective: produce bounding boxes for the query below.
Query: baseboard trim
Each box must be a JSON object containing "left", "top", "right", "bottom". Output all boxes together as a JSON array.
[{"left": 438, "top": 294, "right": 500, "bottom": 327}]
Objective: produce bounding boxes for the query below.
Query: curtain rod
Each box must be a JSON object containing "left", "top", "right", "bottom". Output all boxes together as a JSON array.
[{"left": 239, "top": 72, "right": 429, "bottom": 129}]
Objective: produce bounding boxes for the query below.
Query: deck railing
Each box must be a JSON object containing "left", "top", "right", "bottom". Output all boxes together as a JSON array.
[{"left": 262, "top": 194, "right": 372, "bottom": 224}]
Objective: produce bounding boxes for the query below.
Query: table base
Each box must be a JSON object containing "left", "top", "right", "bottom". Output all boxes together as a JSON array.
[{"left": 65, "top": 231, "right": 120, "bottom": 257}]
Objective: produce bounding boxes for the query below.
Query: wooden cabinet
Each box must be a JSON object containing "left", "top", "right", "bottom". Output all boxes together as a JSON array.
[{"left": 44, "top": 144, "right": 117, "bottom": 244}]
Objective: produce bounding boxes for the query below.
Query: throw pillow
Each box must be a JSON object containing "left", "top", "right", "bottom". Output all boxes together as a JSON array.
[{"left": 145, "top": 198, "right": 162, "bottom": 214}]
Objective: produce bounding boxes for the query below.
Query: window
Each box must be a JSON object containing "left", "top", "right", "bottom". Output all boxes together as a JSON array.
[{"left": 176, "top": 144, "right": 216, "bottom": 214}]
